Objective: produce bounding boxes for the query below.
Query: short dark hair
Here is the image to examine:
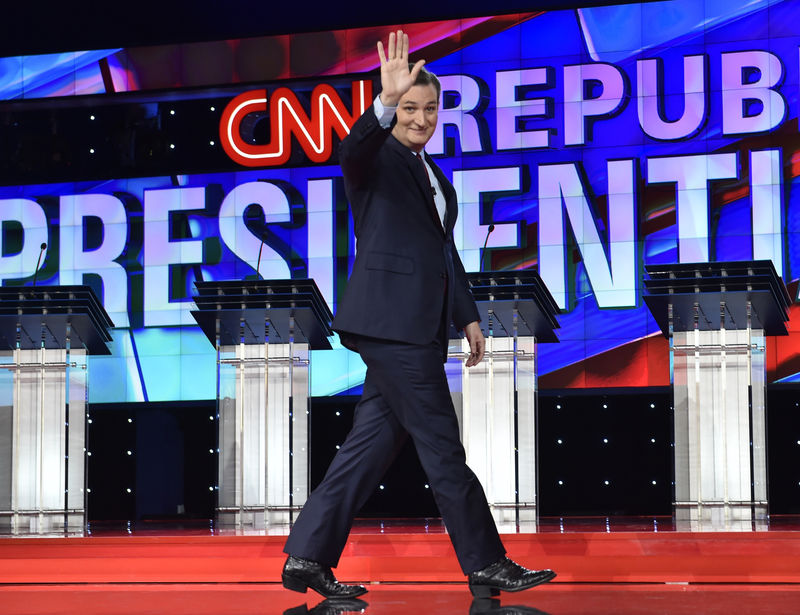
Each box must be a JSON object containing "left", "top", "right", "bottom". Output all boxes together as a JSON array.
[{"left": 412, "top": 64, "right": 441, "bottom": 100}]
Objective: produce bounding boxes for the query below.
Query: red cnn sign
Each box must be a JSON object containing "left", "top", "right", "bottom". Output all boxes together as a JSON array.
[{"left": 219, "top": 80, "right": 373, "bottom": 167}]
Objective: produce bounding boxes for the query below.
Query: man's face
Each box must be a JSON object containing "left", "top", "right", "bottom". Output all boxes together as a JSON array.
[{"left": 391, "top": 84, "right": 439, "bottom": 153}]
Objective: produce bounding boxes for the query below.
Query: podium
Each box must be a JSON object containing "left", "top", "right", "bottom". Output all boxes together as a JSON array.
[
  {"left": 448, "top": 271, "right": 559, "bottom": 526},
  {"left": 643, "top": 261, "right": 790, "bottom": 528},
  {"left": 0, "top": 286, "right": 113, "bottom": 534},
  {"left": 192, "top": 279, "right": 332, "bottom": 527}
]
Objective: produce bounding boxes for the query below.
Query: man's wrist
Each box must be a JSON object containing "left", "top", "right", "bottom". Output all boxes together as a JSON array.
[
  {"left": 373, "top": 94, "right": 397, "bottom": 129},
  {"left": 379, "top": 92, "right": 399, "bottom": 107}
]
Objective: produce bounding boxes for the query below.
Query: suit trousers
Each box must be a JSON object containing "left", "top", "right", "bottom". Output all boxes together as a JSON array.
[{"left": 283, "top": 335, "right": 506, "bottom": 574}]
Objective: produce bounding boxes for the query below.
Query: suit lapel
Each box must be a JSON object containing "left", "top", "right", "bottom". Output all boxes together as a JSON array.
[
  {"left": 388, "top": 138, "right": 433, "bottom": 204},
  {"left": 424, "top": 154, "right": 456, "bottom": 235},
  {"left": 387, "top": 137, "right": 446, "bottom": 235},
  {"left": 386, "top": 136, "right": 456, "bottom": 237}
]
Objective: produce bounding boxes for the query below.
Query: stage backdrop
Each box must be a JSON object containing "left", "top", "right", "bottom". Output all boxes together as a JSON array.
[{"left": 1, "top": 0, "right": 800, "bottom": 403}]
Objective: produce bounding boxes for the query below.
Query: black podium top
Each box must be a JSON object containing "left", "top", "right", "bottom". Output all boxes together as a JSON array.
[
  {"left": 191, "top": 279, "right": 333, "bottom": 349},
  {"left": 461, "top": 270, "right": 560, "bottom": 342},
  {"left": 643, "top": 260, "right": 791, "bottom": 335},
  {"left": 0, "top": 285, "right": 115, "bottom": 354}
]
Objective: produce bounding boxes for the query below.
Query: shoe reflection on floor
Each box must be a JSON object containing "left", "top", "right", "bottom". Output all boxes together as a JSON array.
[
  {"left": 282, "top": 596, "right": 554, "bottom": 615},
  {"left": 284, "top": 597, "right": 369, "bottom": 614}
]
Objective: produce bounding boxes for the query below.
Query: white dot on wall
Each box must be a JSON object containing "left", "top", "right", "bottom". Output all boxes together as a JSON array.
[
  {"left": 602, "top": 404, "right": 608, "bottom": 409},
  {"left": 335, "top": 445, "right": 340, "bottom": 450},
  {"left": 170, "top": 143, "right": 175, "bottom": 149},
  {"left": 89, "top": 148, "right": 95, "bottom": 154},
  {"left": 209, "top": 487, "right": 214, "bottom": 491},
  {"left": 556, "top": 404, "right": 561, "bottom": 410},
  {"left": 209, "top": 140, "right": 215, "bottom": 146},
  {"left": 128, "top": 418, "right": 133, "bottom": 423},
  {"left": 90, "top": 115, "right": 95, "bottom": 120},
  {"left": 379, "top": 485, "right": 385, "bottom": 490},
  {"left": 557, "top": 439, "right": 563, "bottom": 444},
  {"left": 603, "top": 438, "right": 608, "bottom": 443},
  {"left": 209, "top": 449, "right": 214, "bottom": 454},
  {"left": 170, "top": 109, "right": 175, "bottom": 115},
  {"left": 126, "top": 488, "right": 132, "bottom": 493},
  {"left": 210, "top": 106, "right": 216, "bottom": 111},
  {"left": 651, "top": 438, "right": 656, "bottom": 443},
  {"left": 335, "top": 411, "right": 341, "bottom": 416},
  {"left": 604, "top": 480, "right": 610, "bottom": 485},
  {"left": 650, "top": 403, "right": 655, "bottom": 408},
  {"left": 424, "top": 484, "right": 429, "bottom": 489},
  {"left": 558, "top": 480, "right": 563, "bottom": 485},
  {"left": 126, "top": 450, "right": 132, "bottom": 456}
]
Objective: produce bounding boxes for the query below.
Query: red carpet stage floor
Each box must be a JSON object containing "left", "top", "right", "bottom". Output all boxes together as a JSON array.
[
  {"left": 2, "top": 584, "right": 800, "bottom": 615},
  {"left": 2, "top": 517, "right": 800, "bottom": 613}
]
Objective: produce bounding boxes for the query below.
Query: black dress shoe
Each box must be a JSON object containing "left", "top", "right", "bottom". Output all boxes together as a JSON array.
[
  {"left": 468, "top": 557, "right": 556, "bottom": 598},
  {"left": 282, "top": 555, "right": 368, "bottom": 599}
]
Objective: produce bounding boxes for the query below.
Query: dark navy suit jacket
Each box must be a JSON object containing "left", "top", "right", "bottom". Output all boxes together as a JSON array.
[{"left": 332, "top": 103, "right": 479, "bottom": 356}]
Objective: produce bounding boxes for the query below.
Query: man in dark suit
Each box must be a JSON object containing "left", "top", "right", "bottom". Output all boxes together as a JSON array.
[{"left": 282, "top": 30, "right": 555, "bottom": 599}]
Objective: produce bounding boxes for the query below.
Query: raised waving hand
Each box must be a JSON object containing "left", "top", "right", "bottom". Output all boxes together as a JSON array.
[{"left": 377, "top": 30, "right": 425, "bottom": 107}]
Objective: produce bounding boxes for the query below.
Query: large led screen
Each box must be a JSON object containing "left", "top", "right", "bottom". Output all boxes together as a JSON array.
[{"left": 1, "top": 0, "right": 800, "bottom": 402}]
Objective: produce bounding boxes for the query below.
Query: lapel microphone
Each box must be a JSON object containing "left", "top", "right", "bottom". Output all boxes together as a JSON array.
[
  {"left": 480, "top": 225, "right": 495, "bottom": 272},
  {"left": 33, "top": 242, "right": 47, "bottom": 287}
]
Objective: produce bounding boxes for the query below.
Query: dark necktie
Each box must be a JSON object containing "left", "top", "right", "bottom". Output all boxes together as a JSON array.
[{"left": 416, "top": 153, "right": 443, "bottom": 231}]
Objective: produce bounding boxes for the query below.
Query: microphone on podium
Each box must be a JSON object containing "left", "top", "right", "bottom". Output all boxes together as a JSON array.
[
  {"left": 480, "top": 225, "right": 495, "bottom": 272},
  {"left": 255, "top": 237, "right": 265, "bottom": 280},
  {"left": 33, "top": 242, "right": 47, "bottom": 287},
  {"left": 242, "top": 203, "right": 268, "bottom": 281}
]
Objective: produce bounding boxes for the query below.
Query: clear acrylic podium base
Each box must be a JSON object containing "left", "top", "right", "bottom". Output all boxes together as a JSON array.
[
  {"left": 216, "top": 341, "right": 309, "bottom": 529},
  {"left": 448, "top": 335, "right": 537, "bottom": 528},
  {"left": 216, "top": 506, "right": 300, "bottom": 528},
  {"left": 672, "top": 326, "right": 768, "bottom": 529},
  {"left": 192, "top": 279, "right": 332, "bottom": 530},
  {"left": 0, "top": 510, "right": 85, "bottom": 535},
  {"left": 0, "top": 347, "right": 88, "bottom": 535},
  {"left": 643, "top": 261, "right": 790, "bottom": 532},
  {"left": 674, "top": 501, "right": 769, "bottom": 531}
]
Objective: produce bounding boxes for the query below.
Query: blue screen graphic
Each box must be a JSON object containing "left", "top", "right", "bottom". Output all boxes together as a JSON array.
[{"left": 2, "top": 0, "right": 799, "bottom": 401}]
